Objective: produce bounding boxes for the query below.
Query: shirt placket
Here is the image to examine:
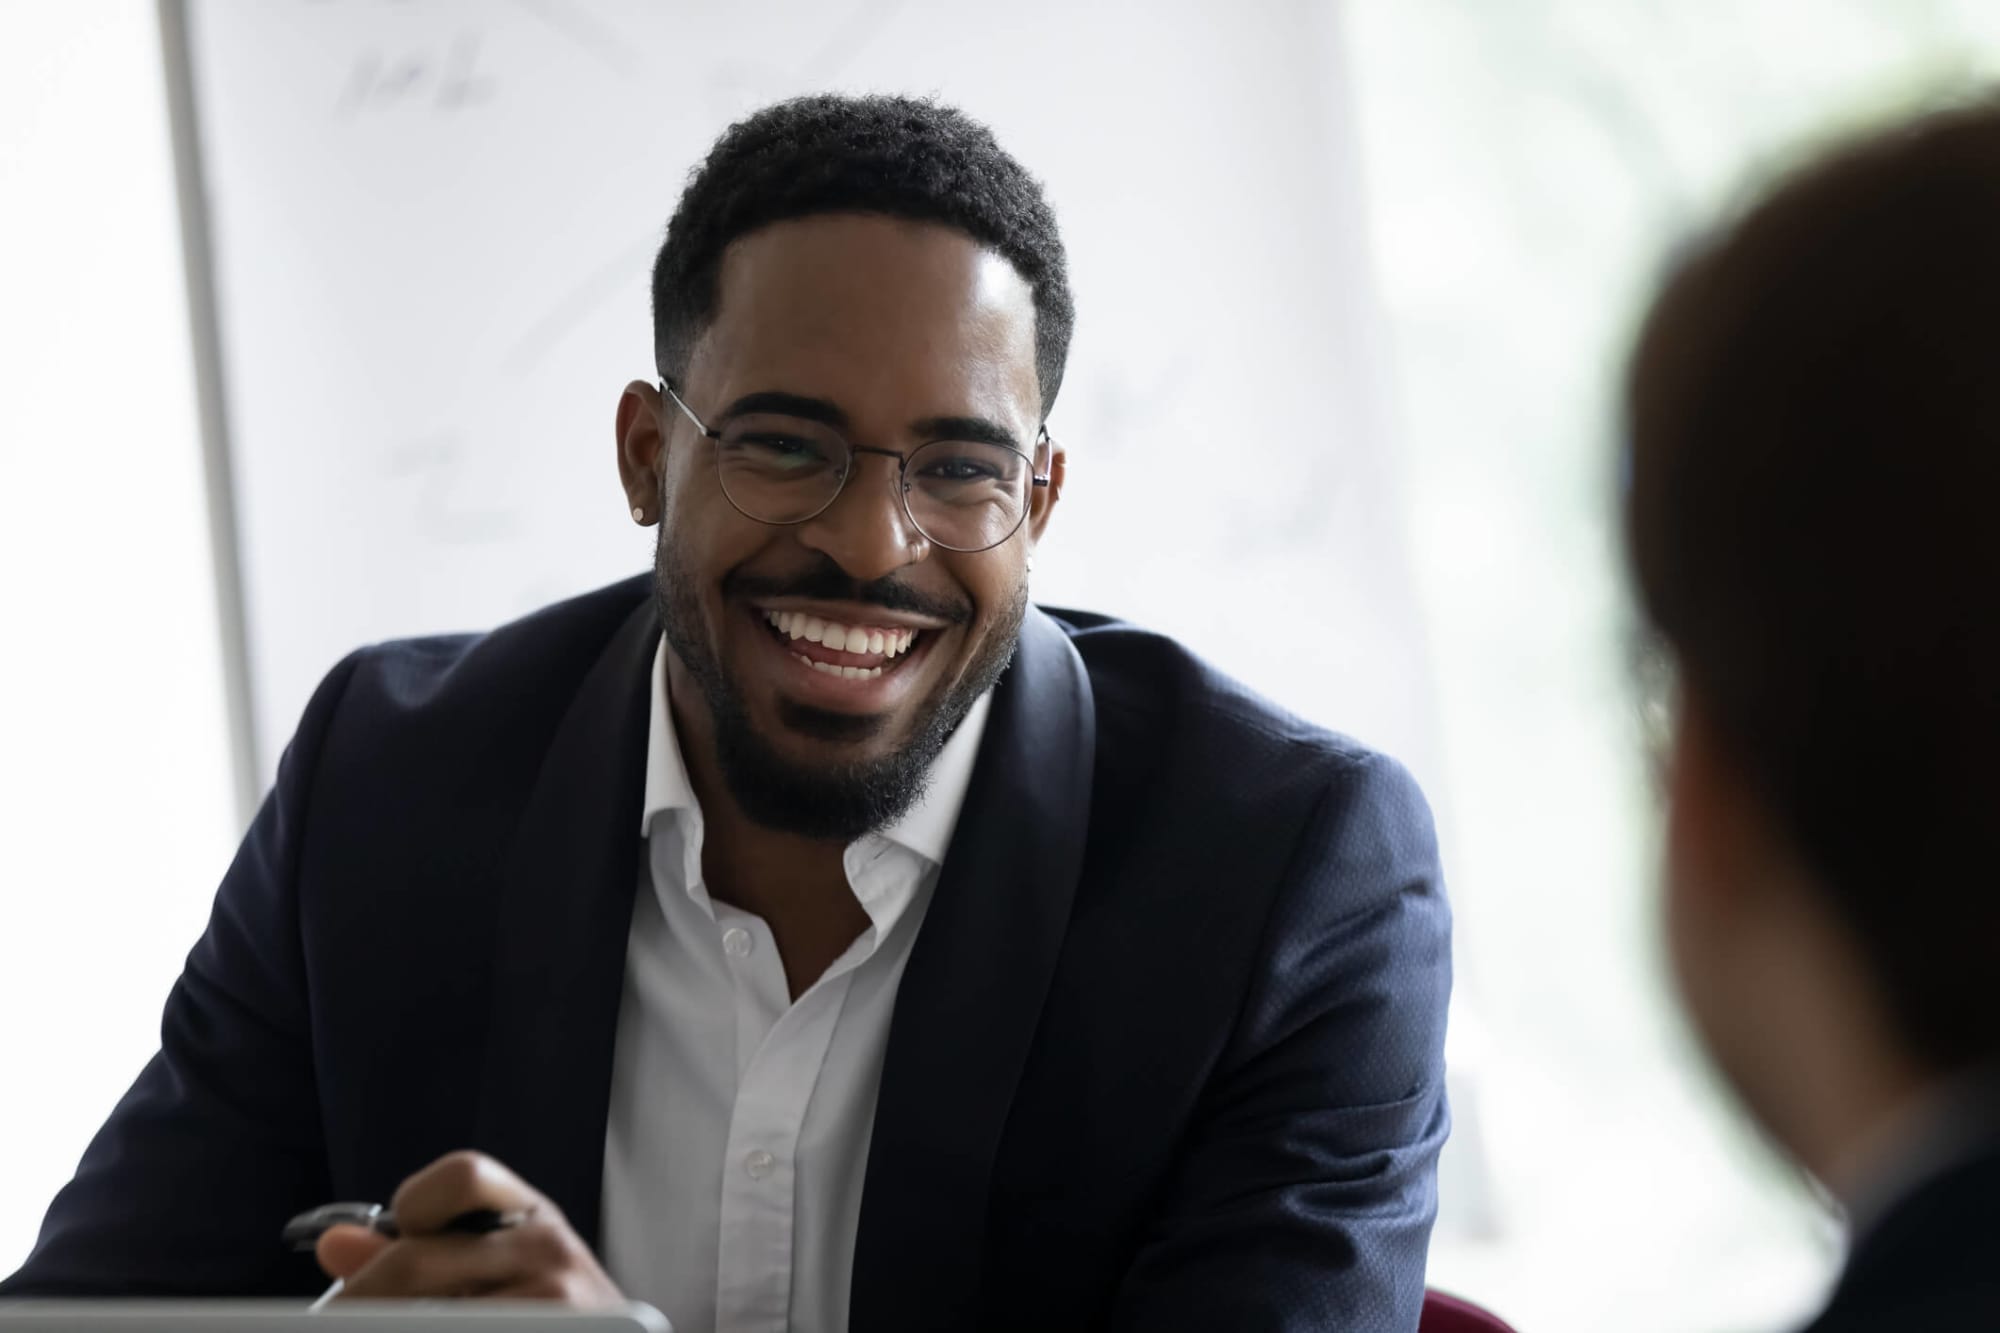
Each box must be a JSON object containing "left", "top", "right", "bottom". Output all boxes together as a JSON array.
[{"left": 713, "top": 910, "right": 860, "bottom": 1333}]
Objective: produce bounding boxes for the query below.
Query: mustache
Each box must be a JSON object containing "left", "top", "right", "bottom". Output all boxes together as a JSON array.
[{"left": 723, "top": 557, "right": 973, "bottom": 625}]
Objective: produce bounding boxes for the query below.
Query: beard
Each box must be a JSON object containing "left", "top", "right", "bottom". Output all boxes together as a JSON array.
[{"left": 653, "top": 529, "right": 1025, "bottom": 842}]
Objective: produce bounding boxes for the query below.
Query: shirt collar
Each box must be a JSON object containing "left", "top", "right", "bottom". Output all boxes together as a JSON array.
[
  {"left": 639, "top": 636, "right": 990, "bottom": 869},
  {"left": 639, "top": 637, "right": 700, "bottom": 836}
]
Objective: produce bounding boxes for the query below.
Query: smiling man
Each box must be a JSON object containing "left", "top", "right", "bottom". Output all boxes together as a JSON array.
[{"left": 2, "top": 96, "right": 1451, "bottom": 1331}]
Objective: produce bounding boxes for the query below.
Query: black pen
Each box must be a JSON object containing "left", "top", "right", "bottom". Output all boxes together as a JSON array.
[{"left": 283, "top": 1201, "right": 529, "bottom": 1308}]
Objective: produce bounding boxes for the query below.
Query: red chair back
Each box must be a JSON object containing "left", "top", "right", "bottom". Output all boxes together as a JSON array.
[{"left": 1420, "top": 1288, "right": 1517, "bottom": 1333}]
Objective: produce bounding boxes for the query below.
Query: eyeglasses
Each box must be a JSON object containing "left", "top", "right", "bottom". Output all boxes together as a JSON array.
[{"left": 661, "top": 381, "right": 1052, "bottom": 554}]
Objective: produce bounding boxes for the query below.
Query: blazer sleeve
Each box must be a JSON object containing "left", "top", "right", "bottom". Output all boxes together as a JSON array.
[
  {"left": 1107, "top": 750, "right": 1452, "bottom": 1333},
  {"left": 0, "top": 655, "right": 362, "bottom": 1297}
]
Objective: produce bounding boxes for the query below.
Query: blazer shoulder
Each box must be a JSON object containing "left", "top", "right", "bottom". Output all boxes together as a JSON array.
[
  {"left": 330, "top": 575, "right": 651, "bottom": 730},
  {"left": 289, "top": 575, "right": 652, "bottom": 822},
  {"left": 1038, "top": 603, "right": 1396, "bottom": 798}
]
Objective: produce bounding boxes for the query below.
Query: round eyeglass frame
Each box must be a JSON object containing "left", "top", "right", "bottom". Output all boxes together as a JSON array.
[{"left": 660, "top": 380, "right": 1052, "bottom": 554}]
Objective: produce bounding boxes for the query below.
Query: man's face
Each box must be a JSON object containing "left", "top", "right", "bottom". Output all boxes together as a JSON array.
[{"left": 617, "top": 214, "right": 1061, "bottom": 839}]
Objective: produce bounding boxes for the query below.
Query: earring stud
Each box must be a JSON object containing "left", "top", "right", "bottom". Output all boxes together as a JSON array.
[{"left": 632, "top": 506, "right": 646, "bottom": 523}]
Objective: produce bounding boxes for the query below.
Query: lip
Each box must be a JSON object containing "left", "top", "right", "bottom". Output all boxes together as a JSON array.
[{"left": 737, "top": 602, "right": 945, "bottom": 715}]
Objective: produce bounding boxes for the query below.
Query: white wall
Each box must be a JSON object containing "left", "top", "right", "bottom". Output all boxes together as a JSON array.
[{"left": 0, "top": 0, "right": 236, "bottom": 1271}]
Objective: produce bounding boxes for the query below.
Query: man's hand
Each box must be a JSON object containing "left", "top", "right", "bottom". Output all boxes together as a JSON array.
[{"left": 317, "top": 1151, "right": 625, "bottom": 1304}]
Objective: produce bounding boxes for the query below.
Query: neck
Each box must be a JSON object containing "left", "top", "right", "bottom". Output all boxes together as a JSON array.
[
  {"left": 665, "top": 652, "right": 870, "bottom": 998},
  {"left": 1739, "top": 897, "right": 1938, "bottom": 1211},
  {"left": 1813, "top": 1063, "right": 1943, "bottom": 1209}
]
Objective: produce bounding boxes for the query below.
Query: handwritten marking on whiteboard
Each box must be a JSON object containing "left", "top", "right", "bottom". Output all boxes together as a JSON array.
[
  {"left": 335, "top": 32, "right": 495, "bottom": 116},
  {"left": 507, "top": 0, "right": 642, "bottom": 82},
  {"left": 383, "top": 434, "right": 524, "bottom": 545}
]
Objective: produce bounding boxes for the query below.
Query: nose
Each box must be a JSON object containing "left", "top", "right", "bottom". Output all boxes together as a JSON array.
[{"left": 792, "top": 452, "right": 930, "bottom": 583}]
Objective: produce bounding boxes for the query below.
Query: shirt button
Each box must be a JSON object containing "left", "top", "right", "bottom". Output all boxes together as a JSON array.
[
  {"left": 744, "top": 1149, "right": 775, "bottom": 1180},
  {"left": 722, "top": 927, "right": 754, "bottom": 958}
]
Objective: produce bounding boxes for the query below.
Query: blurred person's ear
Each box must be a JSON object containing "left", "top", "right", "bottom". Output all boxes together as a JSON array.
[{"left": 1660, "top": 689, "right": 1767, "bottom": 941}]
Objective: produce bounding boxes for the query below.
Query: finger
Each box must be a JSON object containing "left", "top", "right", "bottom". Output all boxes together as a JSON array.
[
  {"left": 316, "top": 1222, "right": 392, "bottom": 1280},
  {"left": 336, "top": 1216, "right": 584, "bottom": 1296},
  {"left": 390, "top": 1150, "right": 551, "bottom": 1236},
  {"left": 338, "top": 1233, "right": 515, "bottom": 1300},
  {"left": 476, "top": 1274, "right": 625, "bottom": 1308},
  {"left": 472, "top": 1230, "right": 623, "bottom": 1309}
]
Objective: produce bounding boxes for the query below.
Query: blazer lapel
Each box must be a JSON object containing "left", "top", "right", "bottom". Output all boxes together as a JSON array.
[
  {"left": 850, "top": 606, "right": 1098, "bottom": 1331},
  {"left": 473, "top": 596, "right": 657, "bottom": 1250}
]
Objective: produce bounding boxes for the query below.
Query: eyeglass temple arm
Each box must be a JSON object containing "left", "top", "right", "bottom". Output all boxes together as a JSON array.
[{"left": 659, "top": 380, "right": 719, "bottom": 439}]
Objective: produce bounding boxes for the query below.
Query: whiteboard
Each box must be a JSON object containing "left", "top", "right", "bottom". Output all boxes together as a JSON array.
[{"left": 182, "top": 0, "right": 1442, "bottom": 806}]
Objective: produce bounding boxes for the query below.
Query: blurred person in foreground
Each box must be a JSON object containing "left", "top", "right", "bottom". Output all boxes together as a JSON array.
[
  {"left": 1, "top": 94, "right": 1450, "bottom": 1330},
  {"left": 1627, "top": 97, "right": 2000, "bottom": 1332}
]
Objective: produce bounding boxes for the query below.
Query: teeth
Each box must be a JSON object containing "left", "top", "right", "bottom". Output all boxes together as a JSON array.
[
  {"left": 791, "top": 653, "right": 882, "bottom": 681},
  {"left": 765, "top": 611, "right": 920, "bottom": 662}
]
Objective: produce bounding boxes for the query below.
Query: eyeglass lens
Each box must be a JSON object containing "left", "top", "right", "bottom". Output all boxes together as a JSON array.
[{"left": 714, "top": 414, "right": 1033, "bottom": 552}]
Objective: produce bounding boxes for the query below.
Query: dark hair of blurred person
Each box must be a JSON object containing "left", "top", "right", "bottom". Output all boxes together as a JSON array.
[{"left": 1627, "top": 95, "right": 2000, "bottom": 1333}]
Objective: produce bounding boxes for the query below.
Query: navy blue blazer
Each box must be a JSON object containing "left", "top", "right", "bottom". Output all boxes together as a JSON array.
[{"left": 4, "top": 576, "right": 1451, "bottom": 1330}]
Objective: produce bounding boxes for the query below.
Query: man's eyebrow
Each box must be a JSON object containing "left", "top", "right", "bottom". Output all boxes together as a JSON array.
[
  {"left": 718, "top": 391, "right": 851, "bottom": 430},
  {"left": 720, "top": 396, "right": 1027, "bottom": 452},
  {"left": 911, "top": 415, "right": 1024, "bottom": 452}
]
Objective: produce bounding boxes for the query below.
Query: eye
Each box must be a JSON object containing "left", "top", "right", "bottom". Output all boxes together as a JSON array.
[
  {"left": 919, "top": 455, "right": 1004, "bottom": 483},
  {"left": 729, "top": 430, "right": 837, "bottom": 473},
  {"left": 741, "top": 432, "right": 822, "bottom": 457}
]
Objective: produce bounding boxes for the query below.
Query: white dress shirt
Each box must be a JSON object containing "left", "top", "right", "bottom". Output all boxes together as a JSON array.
[{"left": 601, "top": 638, "right": 990, "bottom": 1333}]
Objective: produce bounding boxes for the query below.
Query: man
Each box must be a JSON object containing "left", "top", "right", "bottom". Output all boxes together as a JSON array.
[
  {"left": 1626, "top": 98, "right": 2000, "bottom": 1332},
  {"left": 3, "top": 95, "right": 1450, "bottom": 1330}
]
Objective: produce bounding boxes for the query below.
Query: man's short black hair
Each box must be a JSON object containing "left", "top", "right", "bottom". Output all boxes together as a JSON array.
[
  {"left": 651, "top": 93, "right": 1074, "bottom": 416},
  {"left": 1625, "top": 97, "right": 2000, "bottom": 1073}
]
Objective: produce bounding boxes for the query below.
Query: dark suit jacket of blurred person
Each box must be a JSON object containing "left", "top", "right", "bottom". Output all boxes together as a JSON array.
[
  {"left": 1, "top": 574, "right": 1452, "bottom": 1331},
  {"left": 1803, "top": 1137, "right": 2000, "bottom": 1331}
]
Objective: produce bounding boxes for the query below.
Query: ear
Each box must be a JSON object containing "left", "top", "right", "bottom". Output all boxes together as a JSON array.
[
  {"left": 1663, "top": 688, "right": 1775, "bottom": 927},
  {"left": 616, "top": 380, "right": 667, "bottom": 524},
  {"left": 1025, "top": 435, "right": 1066, "bottom": 545}
]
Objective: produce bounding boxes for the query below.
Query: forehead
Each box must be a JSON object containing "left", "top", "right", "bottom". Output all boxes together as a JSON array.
[{"left": 689, "top": 214, "right": 1041, "bottom": 430}]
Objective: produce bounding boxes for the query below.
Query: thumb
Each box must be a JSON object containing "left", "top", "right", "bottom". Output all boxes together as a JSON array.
[{"left": 316, "top": 1222, "right": 392, "bottom": 1280}]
